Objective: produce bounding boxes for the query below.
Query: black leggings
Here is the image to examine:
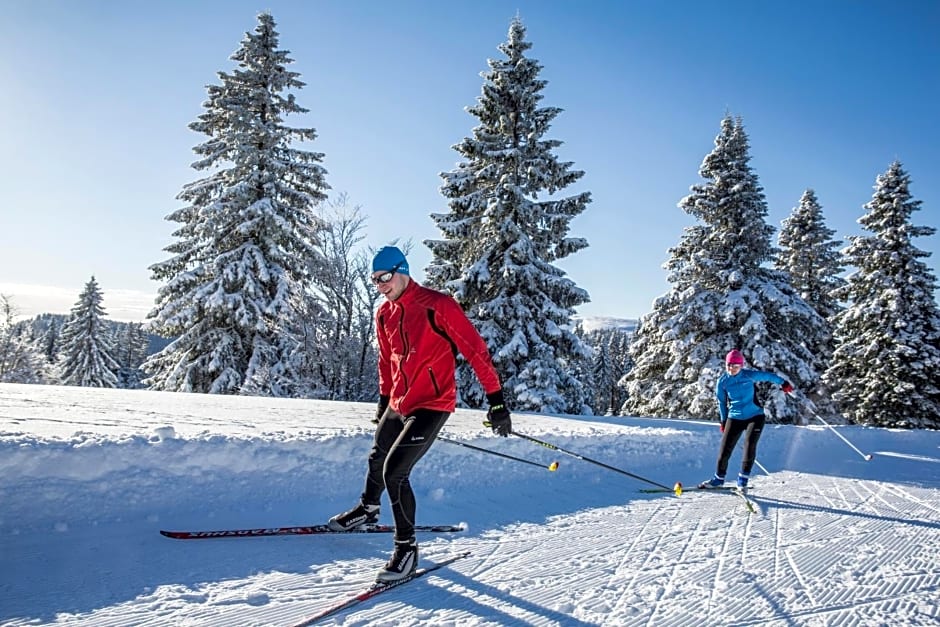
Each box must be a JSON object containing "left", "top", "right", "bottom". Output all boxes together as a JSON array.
[
  {"left": 715, "top": 414, "right": 765, "bottom": 478},
  {"left": 361, "top": 407, "right": 450, "bottom": 542}
]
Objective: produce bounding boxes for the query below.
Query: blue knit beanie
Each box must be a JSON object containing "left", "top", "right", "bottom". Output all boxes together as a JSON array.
[{"left": 372, "top": 246, "right": 409, "bottom": 275}]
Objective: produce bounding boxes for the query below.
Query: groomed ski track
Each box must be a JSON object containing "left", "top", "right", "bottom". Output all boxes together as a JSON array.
[
  {"left": 231, "top": 475, "right": 939, "bottom": 626},
  {"left": 1, "top": 383, "right": 938, "bottom": 626}
]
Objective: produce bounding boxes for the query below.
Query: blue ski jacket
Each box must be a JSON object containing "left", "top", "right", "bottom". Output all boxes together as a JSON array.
[{"left": 716, "top": 368, "right": 785, "bottom": 421}]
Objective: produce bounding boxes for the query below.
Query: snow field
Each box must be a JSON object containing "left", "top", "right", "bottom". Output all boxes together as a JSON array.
[{"left": 1, "top": 383, "right": 938, "bottom": 626}]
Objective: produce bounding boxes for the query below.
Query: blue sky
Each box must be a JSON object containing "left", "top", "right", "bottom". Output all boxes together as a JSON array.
[{"left": 1, "top": 0, "right": 938, "bottom": 322}]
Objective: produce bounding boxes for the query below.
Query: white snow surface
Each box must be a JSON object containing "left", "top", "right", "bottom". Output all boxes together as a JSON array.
[{"left": 1, "top": 382, "right": 938, "bottom": 626}]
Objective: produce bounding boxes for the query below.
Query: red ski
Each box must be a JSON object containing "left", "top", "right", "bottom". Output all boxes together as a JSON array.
[
  {"left": 289, "top": 551, "right": 472, "bottom": 626},
  {"left": 160, "top": 522, "right": 466, "bottom": 540}
]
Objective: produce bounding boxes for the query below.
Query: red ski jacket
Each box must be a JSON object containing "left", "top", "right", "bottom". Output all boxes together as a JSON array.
[{"left": 376, "top": 280, "right": 501, "bottom": 416}]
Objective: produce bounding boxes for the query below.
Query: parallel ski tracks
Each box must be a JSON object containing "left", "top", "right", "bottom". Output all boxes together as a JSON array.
[
  {"left": 725, "top": 585, "right": 940, "bottom": 627},
  {"left": 642, "top": 509, "right": 713, "bottom": 627},
  {"left": 22, "top": 472, "right": 937, "bottom": 626},
  {"left": 869, "top": 481, "right": 940, "bottom": 516},
  {"left": 298, "top": 478, "right": 939, "bottom": 626}
]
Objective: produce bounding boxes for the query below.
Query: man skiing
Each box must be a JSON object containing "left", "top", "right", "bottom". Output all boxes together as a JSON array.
[
  {"left": 328, "top": 246, "right": 511, "bottom": 582},
  {"left": 699, "top": 349, "right": 793, "bottom": 492}
]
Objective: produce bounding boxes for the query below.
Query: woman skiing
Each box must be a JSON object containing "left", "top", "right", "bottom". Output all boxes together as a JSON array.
[{"left": 698, "top": 349, "right": 793, "bottom": 492}]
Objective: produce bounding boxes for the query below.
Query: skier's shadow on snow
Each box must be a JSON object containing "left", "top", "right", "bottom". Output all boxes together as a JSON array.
[
  {"left": 755, "top": 496, "right": 940, "bottom": 530},
  {"left": 398, "top": 564, "right": 597, "bottom": 627}
]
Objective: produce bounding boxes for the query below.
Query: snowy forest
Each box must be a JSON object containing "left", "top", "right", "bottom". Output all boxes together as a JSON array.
[{"left": 1, "top": 13, "right": 937, "bottom": 428}]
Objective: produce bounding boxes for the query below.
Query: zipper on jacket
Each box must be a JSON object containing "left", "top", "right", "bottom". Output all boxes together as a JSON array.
[{"left": 397, "top": 303, "right": 410, "bottom": 393}]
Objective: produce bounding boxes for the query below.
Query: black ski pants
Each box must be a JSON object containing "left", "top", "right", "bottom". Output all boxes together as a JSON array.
[
  {"left": 715, "top": 414, "right": 765, "bottom": 479},
  {"left": 360, "top": 407, "right": 449, "bottom": 542}
]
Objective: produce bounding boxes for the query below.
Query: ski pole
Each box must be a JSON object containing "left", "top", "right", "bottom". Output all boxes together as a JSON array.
[
  {"left": 807, "top": 408, "right": 873, "bottom": 461},
  {"left": 510, "top": 430, "right": 678, "bottom": 493},
  {"left": 754, "top": 458, "right": 771, "bottom": 476},
  {"left": 438, "top": 436, "right": 559, "bottom": 471}
]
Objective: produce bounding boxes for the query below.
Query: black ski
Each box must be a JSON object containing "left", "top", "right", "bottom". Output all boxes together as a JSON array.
[
  {"left": 639, "top": 485, "right": 747, "bottom": 493},
  {"left": 731, "top": 487, "right": 758, "bottom": 514},
  {"left": 288, "top": 551, "right": 472, "bottom": 626},
  {"left": 160, "top": 522, "right": 466, "bottom": 540},
  {"left": 640, "top": 485, "right": 758, "bottom": 514}
]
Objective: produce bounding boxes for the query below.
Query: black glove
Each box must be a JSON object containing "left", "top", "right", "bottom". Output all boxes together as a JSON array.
[
  {"left": 484, "top": 389, "right": 512, "bottom": 437},
  {"left": 372, "top": 395, "right": 390, "bottom": 424}
]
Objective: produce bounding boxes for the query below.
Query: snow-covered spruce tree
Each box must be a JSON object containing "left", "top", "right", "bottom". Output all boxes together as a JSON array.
[
  {"left": 0, "top": 295, "right": 46, "bottom": 383},
  {"left": 588, "top": 339, "right": 611, "bottom": 413},
  {"left": 586, "top": 327, "right": 634, "bottom": 415},
  {"left": 113, "top": 322, "right": 150, "bottom": 369},
  {"left": 145, "top": 13, "right": 329, "bottom": 395},
  {"left": 776, "top": 188, "right": 844, "bottom": 415},
  {"left": 608, "top": 329, "right": 634, "bottom": 414},
  {"left": 621, "top": 115, "right": 826, "bottom": 423},
  {"left": 425, "top": 17, "right": 592, "bottom": 414},
  {"left": 58, "top": 277, "right": 120, "bottom": 388},
  {"left": 113, "top": 322, "right": 150, "bottom": 389},
  {"left": 823, "top": 161, "right": 940, "bottom": 428},
  {"left": 40, "top": 318, "right": 60, "bottom": 364},
  {"left": 777, "top": 189, "right": 844, "bottom": 351}
]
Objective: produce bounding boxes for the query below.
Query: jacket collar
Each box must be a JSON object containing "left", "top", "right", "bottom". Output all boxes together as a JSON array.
[{"left": 390, "top": 277, "right": 418, "bottom": 305}]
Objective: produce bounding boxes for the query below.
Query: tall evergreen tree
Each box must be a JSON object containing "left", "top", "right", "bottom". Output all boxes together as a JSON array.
[
  {"left": 41, "top": 318, "right": 60, "bottom": 364},
  {"left": 823, "top": 162, "right": 940, "bottom": 428},
  {"left": 109, "top": 323, "right": 141, "bottom": 369},
  {"left": 609, "top": 329, "right": 634, "bottom": 415},
  {"left": 776, "top": 188, "right": 844, "bottom": 412},
  {"left": 588, "top": 338, "right": 610, "bottom": 413},
  {"left": 113, "top": 322, "right": 150, "bottom": 389},
  {"left": 622, "top": 115, "right": 826, "bottom": 423},
  {"left": 777, "top": 188, "right": 845, "bottom": 323},
  {"left": 145, "top": 13, "right": 329, "bottom": 395},
  {"left": 586, "top": 327, "right": 633, "bottom": 415},
  {"left": 0, "top": 295, "right": 46, "bottom": 384},
  {"left": 58, "top": 277, "right": 119, "bottom": 388},
  {"left": 425, "top": 17, "right": 592, "bottom": 414}
]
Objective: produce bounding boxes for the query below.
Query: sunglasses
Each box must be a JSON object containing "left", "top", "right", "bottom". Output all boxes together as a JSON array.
[{"left": 371, "top": 262, "right": 402, "bottom": 285}]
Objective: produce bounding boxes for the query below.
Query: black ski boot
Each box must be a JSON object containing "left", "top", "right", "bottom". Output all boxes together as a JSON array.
[
  {"left": 328, "top": 502, "right": 380, "bottom": 531},
  {"left": 375, "top": 538, "right": 418, "bottom": 583}
]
